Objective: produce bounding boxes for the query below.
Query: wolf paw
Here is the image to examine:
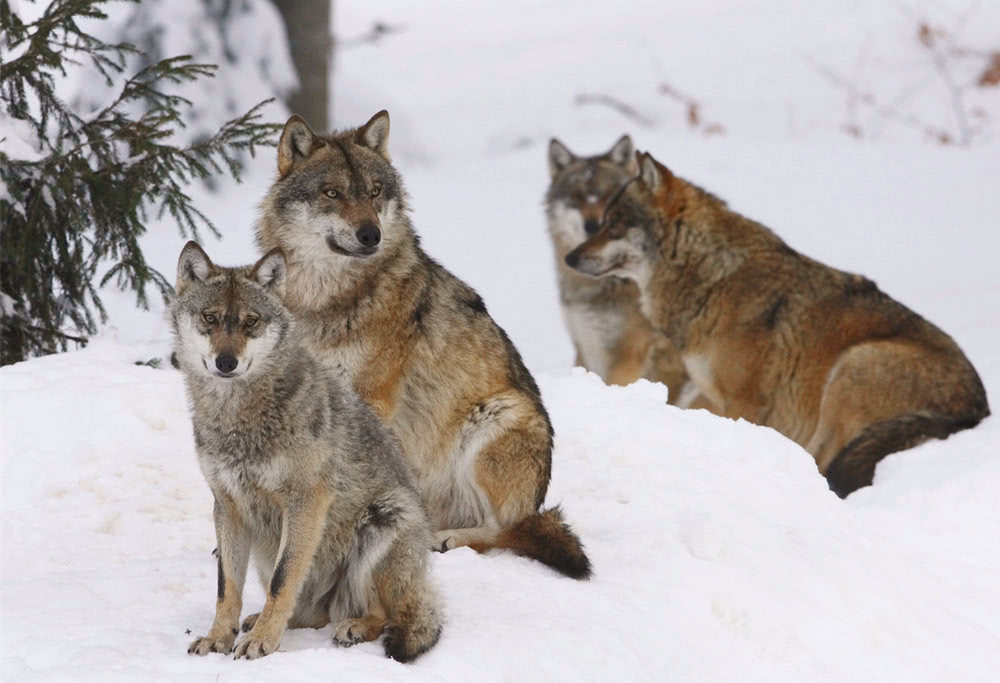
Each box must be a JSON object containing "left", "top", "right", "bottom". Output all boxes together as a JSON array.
[
  {"left": 332, "top": 617, "right": 380, "bottom": 647},
  {"left": 233, "top": 629, "right": 279, "bottom": 660},
  {"left": 432, "top": 530, "right": 456, "bottom": 553},
  {"left": 187, "top": 631, "right": 236, "bottom": 656},
  {"left": 240, "top": 612, "right": 259, "bottom": 633},
  {"left": 332, "top": 623, "right": 363, "bottom": 647}
]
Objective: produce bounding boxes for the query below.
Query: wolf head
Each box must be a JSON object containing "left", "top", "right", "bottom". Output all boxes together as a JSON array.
[
  {"left": 257, "top": 111, "right": 409, "bottom": 293},
  {"left": 170, "top": 242, "right": 290, "bottom": 381},
  {"left": 545, "top": 134, "right": 638, "bottom": 247},
  {"left": 564, "top": 152, "right": 676, "bottom": 287}
]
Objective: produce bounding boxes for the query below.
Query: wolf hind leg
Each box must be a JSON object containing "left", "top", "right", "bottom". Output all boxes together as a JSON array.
[
  {"left": 454, "top": 417, "right": 590, "bottom": 579},
  {"left": 433, "top": 526, "right": 499, "bottom": 553}
]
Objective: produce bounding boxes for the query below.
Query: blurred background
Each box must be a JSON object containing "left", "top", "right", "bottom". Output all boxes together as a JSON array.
[{"left": 2, "top": 0, "right": 998, "bottom": 375}]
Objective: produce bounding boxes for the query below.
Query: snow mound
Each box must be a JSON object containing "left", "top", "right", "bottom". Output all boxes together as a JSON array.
[{"left": 2, "top": 346, "right": 998, "bottom": 681}]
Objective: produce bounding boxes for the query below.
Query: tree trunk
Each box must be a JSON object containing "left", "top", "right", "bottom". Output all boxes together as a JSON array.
[{"left": 273, "top": 0, "right": 332, "bottom": 130}]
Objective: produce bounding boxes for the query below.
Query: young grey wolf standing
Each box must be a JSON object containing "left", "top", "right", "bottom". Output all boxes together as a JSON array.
[
  {"left": 172, "top": 242, "right": 441, "bottom": 662},
  {"left": 546, "top": 136, "right": 702, "bottom": 407},
  {"left": 566, "top": 152, "right": 989, "bottom": 497},
  {"left": 256, "top": 111, "right": 590, "bottom": 579}
]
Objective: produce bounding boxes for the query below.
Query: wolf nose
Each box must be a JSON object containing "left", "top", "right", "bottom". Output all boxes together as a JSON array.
[
  {"left": 356, "top": 223, "right": 381, "bottom": 248},
  {"left": 584, "top": 219, "right": 600, "bottom": 235},
  {"left": 215, "top": 353, "right": 238, "bottom": 374},
  {"left": 565, "top": 250, "right": 580, "bottom": 269}
]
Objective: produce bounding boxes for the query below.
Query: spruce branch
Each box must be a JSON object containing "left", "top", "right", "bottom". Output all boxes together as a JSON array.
[{"left": 0, "top": 0, "right": 282, "bottom": 365}]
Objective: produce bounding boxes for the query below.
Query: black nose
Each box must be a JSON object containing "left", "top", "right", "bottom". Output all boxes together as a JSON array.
[
  {"left": 215, "top": 353, "right": 238, "bottom": 374},
  {"left": 356, "top": 223, "right": 381, "bottom": 248},
  {"left": 584, "top": 219, "right": 600, "bottom": 235},
  {"left": 565, "top": 250, "right": 580, "bottom": 268}
]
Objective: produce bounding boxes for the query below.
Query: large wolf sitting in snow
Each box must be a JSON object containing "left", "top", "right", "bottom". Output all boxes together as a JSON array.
[
  {"left": 566, "top": 151, "right": 990, "bottom": 497},
  {"left": 255, "top": 111, "right": 591, "bottom": 579}
]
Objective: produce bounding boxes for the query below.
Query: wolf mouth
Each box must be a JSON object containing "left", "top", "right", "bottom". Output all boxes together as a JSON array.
[{"left": 326, "top": 235, "right": 376, "bottom": 258}]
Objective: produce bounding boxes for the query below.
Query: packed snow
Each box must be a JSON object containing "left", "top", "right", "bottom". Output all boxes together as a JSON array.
[{"left": 3, "top": 0, "right": 999, "bottom": 681}]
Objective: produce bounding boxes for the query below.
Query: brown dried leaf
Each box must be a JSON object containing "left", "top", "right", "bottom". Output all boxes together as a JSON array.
[
  {"left": 918, "top": 23, "right": 934, "bottom": 49},
  {"left": 687, "top": 103, "right": 700, "bottom": 127},
  {"left": 977, "top": 52, "right": 1000, "bottom": 87},
  {"left": 842, "top": 124, "right": 863, "bottom": 138}
]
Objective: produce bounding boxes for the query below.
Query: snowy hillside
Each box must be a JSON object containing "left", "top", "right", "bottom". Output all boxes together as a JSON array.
[{"left": 3, "top": 0, "right": 999, "bottom": 681}]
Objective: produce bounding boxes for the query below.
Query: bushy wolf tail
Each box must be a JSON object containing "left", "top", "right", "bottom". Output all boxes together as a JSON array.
[
  {"left": 473, "top": 506, "right": 592, "bottom": 580},
  {"left": 826, "top": 412, "right": 987, "bottom": 498},
  {"left": 382, "top": 577, "right": 443, "bottom": 663}
]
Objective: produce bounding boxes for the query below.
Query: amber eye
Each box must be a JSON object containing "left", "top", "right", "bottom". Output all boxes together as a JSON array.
[
  {"left": 371, "top": 184, "right": 382, "bottom": 198},
  {"left": 245, "top": 315, "right": 259, "bottom": 329},
  {"left": 202, "top": 311, "right": 217, "bottom": 324},
  {"left": 324, "top": 188, "right": 339, "bottom": 199}
]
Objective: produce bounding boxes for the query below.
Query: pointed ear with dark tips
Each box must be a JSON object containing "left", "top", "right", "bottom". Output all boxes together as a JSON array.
[
  {"left": 250, "top": 248, "right": 286, "bottom": 297},
  {"left": 548, "top": 138, "right": 575, "bottom": 178},
  {"left": 357, "top": 110, "right": 391, "bottom": 158},
  {"left": 278, "top": 115, "right": 321, "bottom": 177},
  {"left": 176, "top": 241, "right": 214, "bottom": 295},
  {"left": 607, "top": 134, "right": 636, "bottom": 172}
]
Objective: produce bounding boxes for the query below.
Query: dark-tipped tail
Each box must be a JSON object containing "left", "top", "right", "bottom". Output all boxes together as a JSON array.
[
  {"left": 826, "top": 412, "right": 986, "bottom": 498},
  {"left": 382, "top": 583, "right": 443, "bottom": 663},
  {"left": 383, "top": 621, "right": 442, "bottom": 663},
  {"left": 478, "top": 506, "right": 592, "bottom": 579}
]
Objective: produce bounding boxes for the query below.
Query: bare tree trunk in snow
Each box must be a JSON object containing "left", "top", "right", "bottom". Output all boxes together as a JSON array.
[{"left": 274, "top": 0, "right": 332, "bottom": 129}]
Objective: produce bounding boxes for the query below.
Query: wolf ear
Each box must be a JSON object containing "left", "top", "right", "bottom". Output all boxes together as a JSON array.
[
  {"left": 278, "top": 115, "right": 321, "bottom": 177},
  {"left": 638, "top": 152, "right": 671, "bottom": 191},
  {"left": 357, "top": 110, "right": 391, "bottom": 159},
  {"left": 607, "top": 134, "right": 637, "bottom": 173},
  {"left": 176, "top": 241, "right": 214, "bottom": 295},
  {"left": 250, "top": 248, "right": 286, "bottom": 296},
  {"left": 548, "top": 138, "right": 575, "bottom": 178}
]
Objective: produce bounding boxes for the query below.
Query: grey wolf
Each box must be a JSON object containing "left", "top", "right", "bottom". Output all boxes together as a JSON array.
[
  {"left": 566, "top": 152, "right": 989, "bottom": 496},
  {"left": 172, "top": 242, "right": 442, "bottom": 661},
  {"left": 255, "top": 112, "right": 591, "bottom": 578},
  {"left": 546, "top": 135, "right": 701, "bottom": 406}
]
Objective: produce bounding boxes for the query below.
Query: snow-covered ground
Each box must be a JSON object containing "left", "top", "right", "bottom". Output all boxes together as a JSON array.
[{"left": 3, "top": 1, "right": 999, "bottom": 680}]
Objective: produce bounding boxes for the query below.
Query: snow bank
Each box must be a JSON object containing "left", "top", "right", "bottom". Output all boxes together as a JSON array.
[{"left": 2, "top": 346, "right": 999, "bottom": 681}]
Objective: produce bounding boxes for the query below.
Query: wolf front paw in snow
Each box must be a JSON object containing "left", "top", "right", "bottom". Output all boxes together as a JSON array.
[
  {"left": 255, "top": 111, "right": 591, "bottom": 580},
  {"left": 171, "top": 243, "right": 442, "bottom": 662},
  {"left": 545, "top": 135, "right": 706, "bottom": 408},
  {"left": 566, "top": 151, "right": 990, "bottom": 497}
]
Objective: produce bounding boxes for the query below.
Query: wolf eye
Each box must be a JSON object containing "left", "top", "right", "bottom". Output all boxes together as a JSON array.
[
  {"left": 324, "top": 188, "right": 339, "bottom": 199},
  {"left": 371, "top": 184, "right": 382, "bottom": 198},
  {"left": 202, "top": 312, "right": 217, "bottom": 324},
  {"left": 245, "top": 315, "right": 259, "bottom": 329}
]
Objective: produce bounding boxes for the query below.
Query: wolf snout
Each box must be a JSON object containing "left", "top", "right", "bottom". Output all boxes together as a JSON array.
[
  {"left": 215, "top": 353, "right": 238, "bottom": 375},
  {"left": 356, "top": 223, "right": 381, "bottom": 249}
]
